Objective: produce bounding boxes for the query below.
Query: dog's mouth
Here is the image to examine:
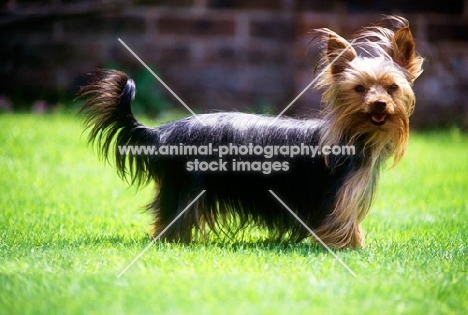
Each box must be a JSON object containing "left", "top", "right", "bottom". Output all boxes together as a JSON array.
[{"left": 370, "top": 114, "right": 387, "bottom": 126}]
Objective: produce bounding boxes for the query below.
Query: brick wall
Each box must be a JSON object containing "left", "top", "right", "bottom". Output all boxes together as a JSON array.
[{"left": 1, "top": 0, "right": 468, "bottom": 127}]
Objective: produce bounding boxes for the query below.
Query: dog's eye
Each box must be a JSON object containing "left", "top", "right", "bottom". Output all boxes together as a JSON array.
[
  {"left": 354, "top": 85, "right": 366, "bottom": 93},
  {"left": 388, "top": 84, "right": 399, "bottom": 93}
]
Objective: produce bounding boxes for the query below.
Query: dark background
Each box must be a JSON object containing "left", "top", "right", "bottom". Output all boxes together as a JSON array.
[{"left": 1, "top": 0, "right": 467, "bottom": 128}]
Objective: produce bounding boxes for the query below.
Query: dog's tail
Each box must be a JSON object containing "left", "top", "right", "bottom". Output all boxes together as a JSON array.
[{"left": 78, "top": 69, "right": 158, "bottom": 186}]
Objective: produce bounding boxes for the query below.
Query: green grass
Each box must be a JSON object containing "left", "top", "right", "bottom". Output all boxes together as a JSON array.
[{"left": 1, "top": 114, "right": 467, "bottom": 315}]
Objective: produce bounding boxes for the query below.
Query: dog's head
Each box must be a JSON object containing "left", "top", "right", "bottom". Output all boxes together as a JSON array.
[{"left": 315, "top": 16, "right": 424, "bottom": 164}]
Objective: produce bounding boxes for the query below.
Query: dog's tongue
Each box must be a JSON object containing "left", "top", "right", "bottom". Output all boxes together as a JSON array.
[{"left": 371, "top": 114, "right": 386, "bottom": 123}]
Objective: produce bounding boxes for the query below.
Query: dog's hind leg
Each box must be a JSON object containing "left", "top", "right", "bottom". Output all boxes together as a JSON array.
[{"left": 149, "top": 186, "right": 201, "bottom": 243}]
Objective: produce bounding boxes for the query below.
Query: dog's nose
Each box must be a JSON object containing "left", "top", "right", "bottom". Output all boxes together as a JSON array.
[{"left": 373, "top": 100, "right": 387, "bottom": 112}]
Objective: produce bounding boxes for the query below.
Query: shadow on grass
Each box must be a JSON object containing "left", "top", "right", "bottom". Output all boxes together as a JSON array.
[
  {"left": 209, "top": 240, "right": 330, "bottom": 256},
  {"left": 148, "top": 236, "right": 337, "bottom": 254},
  {"left": 52, "top": 233, "right": 334, "bottom": 256}
]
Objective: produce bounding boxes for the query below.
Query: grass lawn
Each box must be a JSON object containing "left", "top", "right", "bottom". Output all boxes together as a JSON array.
[{"left": 1, "top": 113, "right": 467, "bottom": 315}]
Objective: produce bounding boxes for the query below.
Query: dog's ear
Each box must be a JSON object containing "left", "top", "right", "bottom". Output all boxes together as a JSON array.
[
  {"left": 392, "top": 26, "right": 415, "bottom": 67},
  {"left": 327, "top": 34, "right": 357, "bottom": 75},
  {"left": 391, "top": 26, "right": 423, "bottom": 81}
]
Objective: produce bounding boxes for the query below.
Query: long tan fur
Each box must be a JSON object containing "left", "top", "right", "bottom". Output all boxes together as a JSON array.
[{"left": 312, "top": 16, "right": 424, "bottom": 248}]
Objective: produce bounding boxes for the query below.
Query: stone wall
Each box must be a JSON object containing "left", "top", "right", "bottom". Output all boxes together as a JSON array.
[{"left": 1, "top": 0, "right": 467, "bottom": 127}]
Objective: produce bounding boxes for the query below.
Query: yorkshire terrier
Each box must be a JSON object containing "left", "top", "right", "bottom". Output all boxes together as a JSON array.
[{"left": 79, "top": 16, "right": 423, "bottom": 248}]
